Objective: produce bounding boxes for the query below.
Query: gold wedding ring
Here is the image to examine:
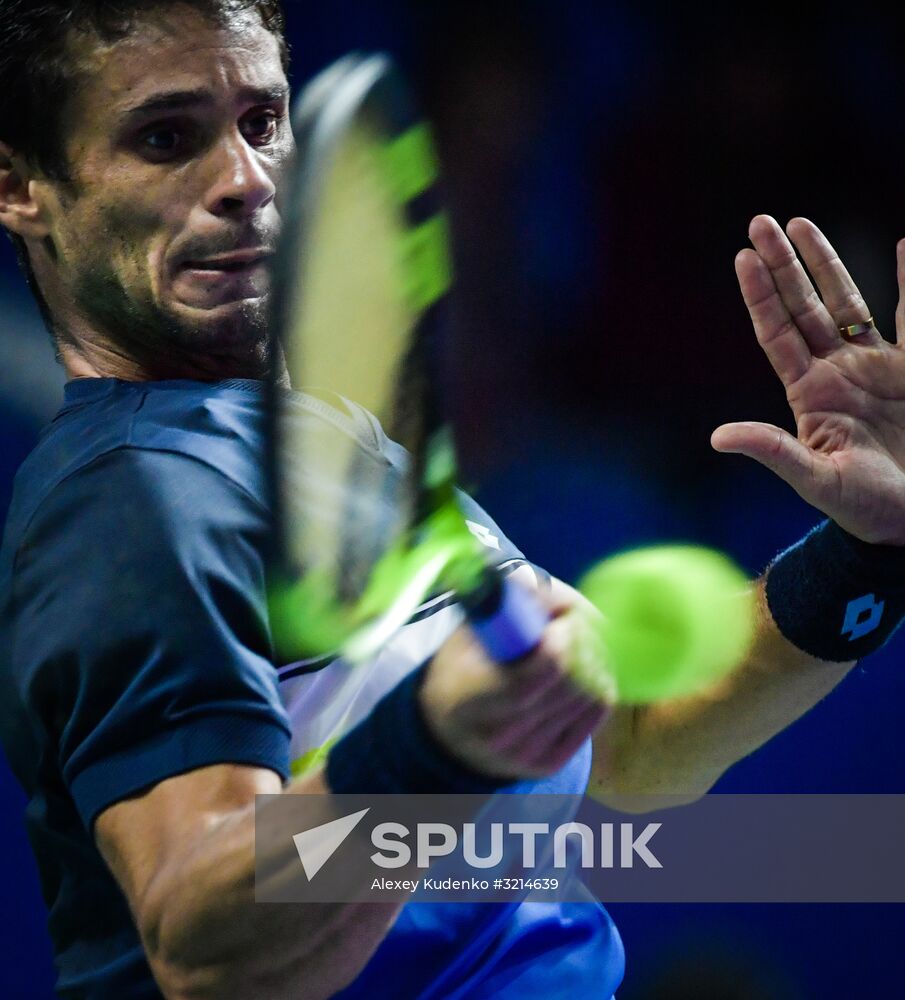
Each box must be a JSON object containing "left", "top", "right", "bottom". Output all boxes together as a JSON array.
[{"left": 838, "top": 318, "right": 874, "bottom": 339}]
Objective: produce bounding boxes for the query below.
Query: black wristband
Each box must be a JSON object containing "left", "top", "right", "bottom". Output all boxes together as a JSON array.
[
  {"left": 765, "top": 519, "right": 905, "bottom": 662},
  {"left": 325, "top": 663, "right": 515, "bottom": 794}
]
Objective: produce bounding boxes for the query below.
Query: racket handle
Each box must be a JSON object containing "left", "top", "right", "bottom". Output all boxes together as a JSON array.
[{"left": 466, "top": 574, "right": 548, "bottom": 663}]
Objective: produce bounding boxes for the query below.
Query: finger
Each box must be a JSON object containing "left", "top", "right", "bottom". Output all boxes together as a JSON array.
[
  {"left": 523, "top": 700, "right": 611, "bottom": 771},
  {"left": 481, "top": 627, "right": 579, "bottom": 717},
  {"left": 786, "top": 217, "right": 883, "bottom": 347},
  {"left": 735, "top": 247, "right": 812, "bottom": 388},
  {"left": 748, "top": 214, "right": 841, "bottom": 355},
  {"left": 896, "top": 238, "right": 905, "bottom": 346},
  {"left": 537, "top": 705, "right": 610, "bottom": 771},
  {"left": 711, "top": 421, "right": 834, "bottom": 508},
  {"left": 502, "top": 656, "right": 569, "bottom": 713},
  {"left": 490, "top": 684, "right": 603, "bottom": 757}
]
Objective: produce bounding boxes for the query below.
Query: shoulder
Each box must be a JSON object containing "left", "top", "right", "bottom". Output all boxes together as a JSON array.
[
  {"left": 2, "top": 444, "right": 273, "bottom": 676},
  {"left": 122, "top": 379, "right": 269, "bottom": 501},
  {"left": 4, "top": 447, "right": 272, "bottom": 669},
  {"left": 12, "top": 446, "right": 264, "bottom": 573},
  {"left": 3, "top": 380, "right": 270, "bottom": 564}
]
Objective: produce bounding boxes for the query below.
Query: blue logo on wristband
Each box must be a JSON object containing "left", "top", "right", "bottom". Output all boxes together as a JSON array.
[{"left": 841, "top": 593, "right": 885, "bottom": 641}]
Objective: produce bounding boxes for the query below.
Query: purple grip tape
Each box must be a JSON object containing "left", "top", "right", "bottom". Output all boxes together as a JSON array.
[{"left": 468, "top": 575, "right": 548, "bottom": 662}]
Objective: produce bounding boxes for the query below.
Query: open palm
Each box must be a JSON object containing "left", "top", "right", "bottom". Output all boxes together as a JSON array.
[{"left": 712, "top": 215, "right": 905, "bottom": 546}]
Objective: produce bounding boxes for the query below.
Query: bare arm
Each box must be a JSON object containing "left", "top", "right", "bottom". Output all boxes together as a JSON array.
[
  {"left": 96, "top": 762, "right": 405, "bottom": 1000},
  {"left": 95, "top": 604, "right": 608, "bottom": 1000},
  {"left": 588, "top": 577, "right": 853, "bottom": 807},
  {"left": 594, "top": 214, "right": 905, "bottom": 806}
]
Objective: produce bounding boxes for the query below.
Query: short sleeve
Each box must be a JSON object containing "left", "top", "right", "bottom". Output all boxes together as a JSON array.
[{"left": 8, "top": 447, "right": 291, "bottom": 830}]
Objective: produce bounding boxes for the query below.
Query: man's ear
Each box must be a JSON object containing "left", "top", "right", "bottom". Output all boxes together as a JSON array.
[{"left": 0, "top": 141, "right": 50, "bottom": 239}]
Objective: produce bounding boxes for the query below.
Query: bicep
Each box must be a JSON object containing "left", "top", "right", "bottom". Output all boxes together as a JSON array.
[{"left": 95, "top": 763, "right": 282, "bottom": 933}]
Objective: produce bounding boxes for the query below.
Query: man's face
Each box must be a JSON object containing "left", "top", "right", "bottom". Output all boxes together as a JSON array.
[{"left": 35, "top": 4, "right": 293, "bottom": 376}]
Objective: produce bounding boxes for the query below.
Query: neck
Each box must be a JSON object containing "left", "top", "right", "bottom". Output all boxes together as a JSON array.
[
  {"left": 54, "top": 301, "right": 281, "bottom": 382},
  {"left": 58, "top": 339, "right": 266, "bottom": 383},
  {"left": 57, "top": 328, "right": 290, "bottom": 385}
]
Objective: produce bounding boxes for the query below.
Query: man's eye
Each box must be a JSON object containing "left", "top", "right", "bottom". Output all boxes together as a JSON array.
[
  {"left": 242, "top": 112, "right": 279, "bottom": 144},
  {"left": 142, "top": 129, "right": 181, "bottom": 153}
]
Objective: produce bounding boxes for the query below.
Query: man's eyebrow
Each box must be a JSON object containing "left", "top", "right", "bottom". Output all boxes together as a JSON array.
[{"left": 118, "top": 84, "right": 290, "bottom": 122}]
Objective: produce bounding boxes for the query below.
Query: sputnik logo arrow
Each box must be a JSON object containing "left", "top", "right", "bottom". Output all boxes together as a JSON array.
[{"left": 292, "top": 808, "right": 370, "bottom": 880}]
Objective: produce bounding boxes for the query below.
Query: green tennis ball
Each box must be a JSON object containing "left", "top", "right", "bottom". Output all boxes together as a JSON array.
[{"left": 576, "top": 545, "right": 755, "bottom": 704}]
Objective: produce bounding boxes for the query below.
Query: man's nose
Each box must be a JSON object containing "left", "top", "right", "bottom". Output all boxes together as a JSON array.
[{"left": 204, "top": 133, "right": 276, "bottom": 218}]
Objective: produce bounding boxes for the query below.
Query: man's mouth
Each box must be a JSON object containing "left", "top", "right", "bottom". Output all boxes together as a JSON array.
[
  {"left": 181, "top": 248, "right": 273, "bottom": 274},
  {"left": 173, "top": 248, "right": 274, "bottom": 306}
]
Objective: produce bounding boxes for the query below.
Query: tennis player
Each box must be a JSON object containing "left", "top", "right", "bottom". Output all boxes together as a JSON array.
[{"left": 1, "top": 2, "right": 903, "bottom": 999}]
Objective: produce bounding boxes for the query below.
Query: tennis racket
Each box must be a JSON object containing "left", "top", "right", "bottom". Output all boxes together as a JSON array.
[
  {"left": 267, "top": 53, "right": 545, "bottom": 671},
  {"left": 266, "top": 53, "right": 755, "bottom": 704}
]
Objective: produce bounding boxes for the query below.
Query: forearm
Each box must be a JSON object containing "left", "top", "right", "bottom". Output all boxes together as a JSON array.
[
  {"left": 130, "top": 616, "right": 603, "bottom": 998},
  {"left": 588, "top": 577, "right": 854, "bottom": 807},
  {"left": 142, "top": 767, "right": 402, "bottom": 1000}
]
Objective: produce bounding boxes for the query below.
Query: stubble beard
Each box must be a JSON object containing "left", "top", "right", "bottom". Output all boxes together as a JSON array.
[{"left": 70, "top": 263, "right": 274, "bottom": 381}]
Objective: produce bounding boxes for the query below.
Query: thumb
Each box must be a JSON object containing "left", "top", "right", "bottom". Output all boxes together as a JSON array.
[{"left": 711, "top": 421, "right": 830, "bottom": 506}]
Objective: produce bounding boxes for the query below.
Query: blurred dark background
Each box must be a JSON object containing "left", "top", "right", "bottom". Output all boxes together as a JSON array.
[{"left": 2, "top": 1, "right": 904, "bottom": 996}]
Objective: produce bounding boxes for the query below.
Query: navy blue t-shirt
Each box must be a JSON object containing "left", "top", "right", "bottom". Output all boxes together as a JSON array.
[
  {"left": 0, "top": 379, "right": 293, "bottom": 997},
  {"left": 0, "top": 378, "right": 623, "bottom": 999}
]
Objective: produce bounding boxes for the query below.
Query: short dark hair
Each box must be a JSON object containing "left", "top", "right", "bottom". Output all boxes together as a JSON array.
[{"left": 0, "top": 0, "right": 289, "bottom": 342}]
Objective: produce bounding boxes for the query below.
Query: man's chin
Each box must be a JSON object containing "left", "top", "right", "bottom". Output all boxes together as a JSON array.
[
  {"left": 168, "top": 295, "right": 270, "bottom": 343},
  {"left": 158, "top": 297, "right": 272, "bottom": 377}
]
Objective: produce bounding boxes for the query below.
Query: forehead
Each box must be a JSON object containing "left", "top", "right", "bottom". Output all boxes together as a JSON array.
[{"left": 67, "top": 5, "right": 286, "bottom": 120}]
